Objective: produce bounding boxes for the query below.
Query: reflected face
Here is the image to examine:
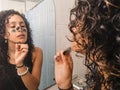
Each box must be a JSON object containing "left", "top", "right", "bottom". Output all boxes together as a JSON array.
[
  {"left": 70, "top": 27, "right": 88, "bottom": 54},
  {"left": 5, "top": 14, "right": 27, "bottom": 44}
]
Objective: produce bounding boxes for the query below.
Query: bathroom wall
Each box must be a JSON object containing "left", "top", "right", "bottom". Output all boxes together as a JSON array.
[
  {"left": 0, "top": 0, "right": 25, "bottom": 12},
  {"left": 54, "top": 0, "right": 87, "bottom": 78}
]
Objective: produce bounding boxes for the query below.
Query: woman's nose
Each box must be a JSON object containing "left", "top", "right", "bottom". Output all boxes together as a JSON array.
[{"left": 16, "top": 26, "right": 22, "bottom": 32}]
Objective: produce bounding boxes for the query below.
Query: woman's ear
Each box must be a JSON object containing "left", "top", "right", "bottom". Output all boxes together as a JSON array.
[
  {"left": 4, "top": 34, "right": 8, "bottom": 43},
  {"left": 4, "top": 32, "right": 10, "bottom": 39},
  {"left": 4, "top": 34, "right": 8, "bottom": 39}
]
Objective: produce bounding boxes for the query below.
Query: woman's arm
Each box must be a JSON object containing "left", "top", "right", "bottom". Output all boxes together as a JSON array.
[{"left": 16, "top": 47, "right": 43, "bottom": 90}]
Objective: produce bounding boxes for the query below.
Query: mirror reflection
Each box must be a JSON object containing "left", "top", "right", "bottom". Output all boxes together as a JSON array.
[{"left": 0, "top": 0, "right": 55, "bottom": 90}]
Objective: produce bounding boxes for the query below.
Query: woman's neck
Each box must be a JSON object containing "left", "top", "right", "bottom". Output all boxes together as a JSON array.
[{"left": 8, "top": 43, "right": 15, "bottom": 53}]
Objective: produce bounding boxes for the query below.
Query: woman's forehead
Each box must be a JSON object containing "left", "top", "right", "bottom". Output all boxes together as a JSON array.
[{"left": 6, "top": 14, "right": 24, "bottom": 24}]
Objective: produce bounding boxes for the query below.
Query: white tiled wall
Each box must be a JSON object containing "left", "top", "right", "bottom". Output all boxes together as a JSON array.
[{"left": 54, "top": 0, "right": 74, "bottom": 51}]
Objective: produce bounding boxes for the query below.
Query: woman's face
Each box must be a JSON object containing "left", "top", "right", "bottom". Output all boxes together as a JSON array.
[{"left": 4, "top": 14, "right": 27, "bottom": 44}]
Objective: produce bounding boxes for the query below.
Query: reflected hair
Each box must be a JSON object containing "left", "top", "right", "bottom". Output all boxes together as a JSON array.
[{"left": 69, "top": 0, "right": 120, "bottom": 90}]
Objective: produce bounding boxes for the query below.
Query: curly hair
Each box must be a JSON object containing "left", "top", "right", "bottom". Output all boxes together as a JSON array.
[
  {"left": 0, "top": 9, "right": 34, "bottom": 72},
  {"left": 69, "top": 0, "right": 120, "bottom": 90}
]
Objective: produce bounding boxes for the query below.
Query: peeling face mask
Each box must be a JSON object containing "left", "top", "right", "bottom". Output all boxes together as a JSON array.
[
  {"left": 6, "top": 26, "right": 27, "bottom": 44},
  {"left": 10, "top": 26, "right": 27, "bottom": 33}
]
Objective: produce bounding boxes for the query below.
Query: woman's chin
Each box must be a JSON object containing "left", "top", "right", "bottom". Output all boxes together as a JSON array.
[{"left": 16, "top": 40, "right": 26, "bottom": 44}]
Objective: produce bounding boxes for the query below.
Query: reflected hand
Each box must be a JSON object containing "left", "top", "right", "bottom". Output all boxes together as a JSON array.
[
  {"left": 54, "top": 51, "right": 73, "bottom": 89},
  {"left": 15, "top": 43, "right": 28, "bottom": 66}
]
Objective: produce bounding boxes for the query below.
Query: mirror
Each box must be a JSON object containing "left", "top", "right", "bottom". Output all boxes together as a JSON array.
[
  {"left": 0, "top": 0, "right": 55, "bottom": 90},
  {"left": 26, "top": 0, "right": 56, "bottom": 89}
]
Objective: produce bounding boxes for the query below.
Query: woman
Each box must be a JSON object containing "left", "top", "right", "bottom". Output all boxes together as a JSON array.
[
  {"left": 0, "top": 10, "right": 43, "bottom": 90},
  {"left": 54, "top": 0, "right": 120, "bottom": 90}
]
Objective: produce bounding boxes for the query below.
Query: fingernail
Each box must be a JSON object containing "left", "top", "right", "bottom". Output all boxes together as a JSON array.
[{"left": 63, "top": 47, "right": 71, "bottom": 55}]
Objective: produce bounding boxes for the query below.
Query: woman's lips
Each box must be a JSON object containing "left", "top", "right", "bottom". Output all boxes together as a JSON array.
[{"left": 17, "top": 34, "right": 25, "bottom": 38}]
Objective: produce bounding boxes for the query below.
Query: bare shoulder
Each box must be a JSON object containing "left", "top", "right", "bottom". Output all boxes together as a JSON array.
[
  {"left": 31, "top": 47, "right": 43, "bottom": 81},
  {"left": 32, "top": 47, "right": 43, "bottom": 63},
  {"left": 34, "top": 47, "right": 43, "bottom": 54}
]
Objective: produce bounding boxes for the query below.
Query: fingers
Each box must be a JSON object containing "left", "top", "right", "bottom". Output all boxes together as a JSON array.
[
  {"left": 54, "top": 52, "right": 62, "bottom": 63},
  {"left": 54, "top": 50, "right": 72, "bottom": 64},
  {"left": 15, "top": 43, "right": 28, "bottom": 52}
]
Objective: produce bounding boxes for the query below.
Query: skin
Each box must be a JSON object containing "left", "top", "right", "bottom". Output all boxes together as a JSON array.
[
  {"left": 54, "top": 51, "right": 73, "bottom": 89},
  {"left": 4, "top": 14, "right": 43, "bottom": 90}
]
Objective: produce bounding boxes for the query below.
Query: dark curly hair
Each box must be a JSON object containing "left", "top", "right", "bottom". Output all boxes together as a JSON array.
[
  {"left": 0, "top": 9, "right": 34, "bottom": 72},
  {"left": 69, "top": 0, "right": 120, "bottom": 90}
]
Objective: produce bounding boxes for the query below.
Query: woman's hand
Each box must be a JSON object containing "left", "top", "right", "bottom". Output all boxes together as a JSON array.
[
  {"left": 15, "top": 43, "right": 28, "bottom": 66},
  {"left": 54, "top": 51, "right": 73, "bottom": 89}
]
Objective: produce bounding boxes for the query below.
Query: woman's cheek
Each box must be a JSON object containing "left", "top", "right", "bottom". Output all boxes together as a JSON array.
[
  {"left": 71, "top": 42, "right": 81, "bottom": 52},
  {"left": 71, "top": 42, "right": 86, "bottom": 54}
]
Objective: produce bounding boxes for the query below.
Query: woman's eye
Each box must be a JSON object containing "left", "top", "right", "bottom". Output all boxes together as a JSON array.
[
  {"left": 21, "top": 24, "right": 26, "bottom": 27},
  {"left": 21, "top": 25, "right": 25, "bottom": 27},
  {"left": 10, "top": 25, "right": 15, "bottom": 28}
]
